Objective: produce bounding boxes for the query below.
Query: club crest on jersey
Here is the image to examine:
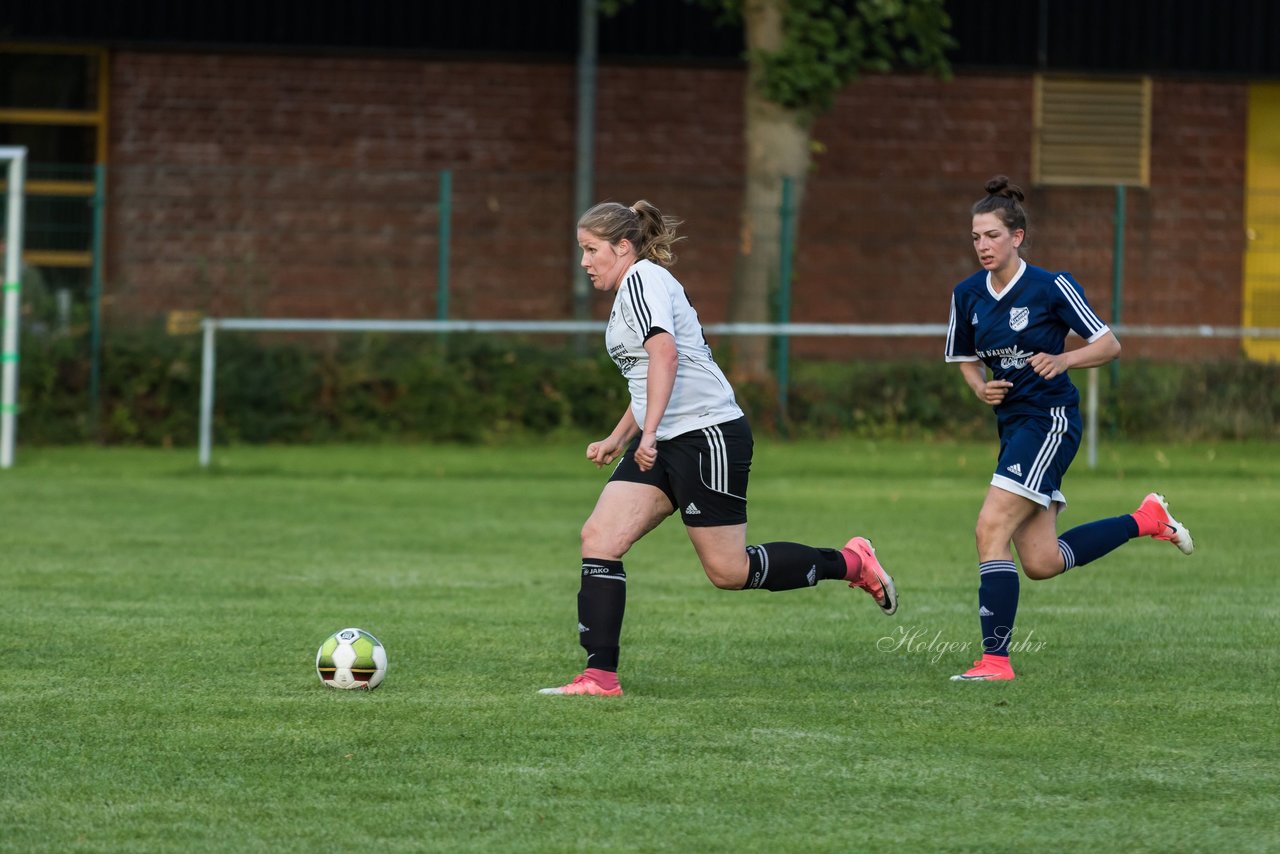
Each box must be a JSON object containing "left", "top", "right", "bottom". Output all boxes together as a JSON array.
[{"left": 1009, "top": 306, "right": 1029, "bottom": 331}]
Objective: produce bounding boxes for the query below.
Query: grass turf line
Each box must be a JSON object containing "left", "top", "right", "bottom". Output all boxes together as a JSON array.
[{"left": 0, "top": 439, "right": 1276, "bottom": 852}]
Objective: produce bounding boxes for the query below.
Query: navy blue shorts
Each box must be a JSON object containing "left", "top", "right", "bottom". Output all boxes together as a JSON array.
[
  {"left": 609, "top": 416, "right": 752, "bottom": 527},
  {"left": 990, "top": 405, "right": 1082, "bottom": 507}
]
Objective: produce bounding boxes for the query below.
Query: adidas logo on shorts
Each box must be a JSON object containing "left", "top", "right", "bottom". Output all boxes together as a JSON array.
[
  {"left": 685, "top": 503, "right": 701, "bottom": 515},
  {"left": 1005, "top": 463, "right": 1023, "bottom": 477}
]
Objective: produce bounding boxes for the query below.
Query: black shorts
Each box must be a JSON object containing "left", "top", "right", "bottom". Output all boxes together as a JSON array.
[{"left": 609, "top": 416, "right": 752, "bottom": 527}]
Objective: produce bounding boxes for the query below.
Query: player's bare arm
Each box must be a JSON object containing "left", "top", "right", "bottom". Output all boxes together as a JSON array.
[
  {"left": 635, "top": 332, "right": 678, "bottom": 472},
  {"left": 959, "top": 360, "right": 1013, "bottom": 405},
  {"left": 587, "top": 408, "right": 640, "bottom": 467},
  {"left": 1029, "top": 331, "right": 1121, "bottom": 379}
]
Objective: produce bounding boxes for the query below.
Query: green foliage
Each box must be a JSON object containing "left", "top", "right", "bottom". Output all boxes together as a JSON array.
[
  {"left": 743, "top": 358, "right": 1280, "bottom": 440},
  {"left": 1110, "top": 359, "right": 1280, "bottom": 439},
  {"left": 769, "top": 357, "right": 990, "bottom": 438},
  {"left": 601, "top": 0, "right": 953, "bottom": 119},
  {"left": 18, "top": 329, "right": 629, "bottom": 446},
  {"left": 16, "top": 330, "right": 1280, "bottom": 445},
  {"left": 755, "top": 0, "right": 953, "bottom": 116},
  {"left": 17, "top": 331, "right": 93, "bottom": 443}
]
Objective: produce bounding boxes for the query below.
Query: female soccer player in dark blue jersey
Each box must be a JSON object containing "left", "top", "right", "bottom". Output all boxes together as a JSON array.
[
  {"left": 944, "top": 176, "right": 1194, "bottom": 682},
  {"left": 538, "top": 200, "right": 898, "bottom": 697}
]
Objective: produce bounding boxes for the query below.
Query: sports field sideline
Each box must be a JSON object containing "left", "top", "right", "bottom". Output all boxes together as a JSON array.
[{"left": 1, "top": 439, "right": 1275, "bottom": 851}]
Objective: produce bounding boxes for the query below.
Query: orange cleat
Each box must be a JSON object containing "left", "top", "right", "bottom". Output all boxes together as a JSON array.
[
  {"left": 843, "top": 537, "right": 898, "bottom": 616},
  {"left": 1135, "top": 492, "right": 1194, "bottom": 555},
  {"left": 950, "top": 654, "right": 1016, "bottom": 682},
  {"left": 538, "top": 672, "right": 623, "bottom": 697}
]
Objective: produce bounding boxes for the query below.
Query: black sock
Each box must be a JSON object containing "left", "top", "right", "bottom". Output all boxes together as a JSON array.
[
  {"left": 744, "top": 543, "right": 847, "bottom": 591},
  {"left": 578, "top": 558, "right": 626, "bottom": 671}
]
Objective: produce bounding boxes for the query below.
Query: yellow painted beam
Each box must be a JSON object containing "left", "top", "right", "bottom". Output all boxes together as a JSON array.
[
  {"left": 96, "top": 50, "right": 110, "bottom": 164},
  {"left": 22, "top": 251, "right": 93, "bottom": 268},
  {"left": 0, "top": 108, "right": 103, "bottom": 127},
  {"left": 0, "top": 42, "right": 106, "bottom": 57},
  {"left": 0, "top": 180, "right": 95, "bottom": 196}
]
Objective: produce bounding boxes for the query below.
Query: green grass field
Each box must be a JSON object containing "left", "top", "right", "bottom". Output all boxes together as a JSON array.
[{"left": 2, "top": 438, "right": 1276, "bottom": 852}]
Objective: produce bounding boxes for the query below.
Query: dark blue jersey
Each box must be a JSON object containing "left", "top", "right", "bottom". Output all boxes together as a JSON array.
[{"left": 945, "top": 260, "right": 1110, "bottom": 412}]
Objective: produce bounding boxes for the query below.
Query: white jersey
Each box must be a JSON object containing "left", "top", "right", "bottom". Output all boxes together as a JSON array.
[{"left": 605, "top": 259, "right": 743, "bottom": 440}]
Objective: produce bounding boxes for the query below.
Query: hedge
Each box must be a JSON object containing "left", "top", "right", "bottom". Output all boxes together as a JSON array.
[{"left": 15, "top": 329, "right": 1280, "bottom": 445}]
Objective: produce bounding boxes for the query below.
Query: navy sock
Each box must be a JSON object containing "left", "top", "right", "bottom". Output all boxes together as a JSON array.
[
  {"left": 1057, "top": 515, "right": 1140, "bottom": 572},
  {"left": 978, "top": 560, "right": 1020, "bottom": 656},
  {"left": 578, "top": 558, "right": 626, "bottom": 671},
  {"left": 745, "top": 543, "right": 846, "bottom": 591}
]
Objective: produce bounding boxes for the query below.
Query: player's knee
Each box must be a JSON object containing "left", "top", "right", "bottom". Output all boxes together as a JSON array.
[
  {"left": 974, "top": 517, "right": 1004, "bottom": 555},
  {"left": 704, "top": 569, "right": 743, "bottom": 590},
  {"left": 701, "top": 557, "right": 747, "bottom": 590},
  {"left": 1022, "top": 559, "right": 1062, "bottom": 580},
  {"left": 580, "top": 519, "right": 626, "bottom": 561}
]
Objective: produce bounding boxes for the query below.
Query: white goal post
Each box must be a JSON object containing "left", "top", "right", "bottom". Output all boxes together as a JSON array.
[
  {"left": 196, "top": 316, "right": 1280, "bottom": 469},
  {"left": 1, "top": 146, "right": 27, "bottom": 470}
]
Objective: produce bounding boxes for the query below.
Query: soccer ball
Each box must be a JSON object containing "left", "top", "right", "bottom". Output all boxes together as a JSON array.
[{"left": 315, "top": 627, "right": 388, "bottom": 690}]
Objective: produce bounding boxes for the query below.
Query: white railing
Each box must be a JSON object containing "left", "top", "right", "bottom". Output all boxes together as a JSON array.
[{"left": 198, "top": 317, "right": 1280, "bottom": 467}]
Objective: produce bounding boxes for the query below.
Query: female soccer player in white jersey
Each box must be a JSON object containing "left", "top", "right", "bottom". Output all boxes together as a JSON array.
[
  {"left": 539, "top": 200, "right": 898, "bottom": 697},
  {"left": 944, "top": 176, "right": 1195, "bottom": 682}
]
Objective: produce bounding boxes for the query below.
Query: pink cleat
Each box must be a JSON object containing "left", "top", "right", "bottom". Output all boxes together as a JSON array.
[
  {"left": 538, "top": 671, "right": 623, "bottom": 697},
  {"left": 843, "top": 537, "right": 898, "bottom": 616},
  {"left": 1135, "top": 492, "right": 1194, "bottom": 555},
  {"left": 950, "top": 654, "right": 1016, "bottom": 682}
]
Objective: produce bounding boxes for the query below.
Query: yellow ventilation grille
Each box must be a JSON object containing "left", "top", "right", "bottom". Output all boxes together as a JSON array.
[{"left": 1033, "top": 76, "right": 1151, "bottom": 187}]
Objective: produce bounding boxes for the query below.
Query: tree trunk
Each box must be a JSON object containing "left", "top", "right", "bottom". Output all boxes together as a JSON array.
[{"left": 729, "top": 0, "right": 812, "bottom": 384}]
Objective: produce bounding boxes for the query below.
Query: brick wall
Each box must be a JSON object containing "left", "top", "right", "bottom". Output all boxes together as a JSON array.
[{"left": 106, "top": 51, "right": 1246, "bottom": 360}]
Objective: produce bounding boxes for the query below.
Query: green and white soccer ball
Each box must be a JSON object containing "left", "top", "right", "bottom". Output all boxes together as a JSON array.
[{"left": 316, "top": 627, "right": 388, "bottom": 690}]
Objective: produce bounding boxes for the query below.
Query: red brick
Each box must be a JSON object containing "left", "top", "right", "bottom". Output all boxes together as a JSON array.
[{"left": 103, "top": 53, "right": 1247, "bottom": 360}]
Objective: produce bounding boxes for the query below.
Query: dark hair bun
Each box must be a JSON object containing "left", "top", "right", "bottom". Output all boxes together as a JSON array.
[{"left": 984, "top": 175, "right": 1025, "bottom": 202}]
